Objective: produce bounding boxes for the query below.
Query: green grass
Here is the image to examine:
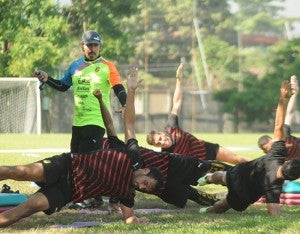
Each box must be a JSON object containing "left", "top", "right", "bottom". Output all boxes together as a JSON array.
[{"left": 0, "top": 133, "right": 300, "bottom": 233}]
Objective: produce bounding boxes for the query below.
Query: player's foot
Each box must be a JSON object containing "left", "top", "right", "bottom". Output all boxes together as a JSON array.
[
  {"left": 197, "top": 174, "right": 212, "bottom": 186},
  {"left": 92, "top": 197, "right": 105, "bottom": 208},
  {"left": 67, "top": 201, "right": 90, "bottom": 209},
  {"left": 199, "top": 206, "right": 211, "bottom": 213}
]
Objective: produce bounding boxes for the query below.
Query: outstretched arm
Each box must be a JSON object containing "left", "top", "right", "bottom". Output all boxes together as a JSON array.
[
  {"left": 124, "top": 68, "right": 143, "bottom": 142},
  {"left": 285, "top": 75, "right": 298, "bottom": 126},
  {"left": 120, "top": 204, "right": 149, "bottom": 224},
  {"left": 170, "top": 63, "right": 183, "bottom": 115},
  {"left": 266, "top": 203, "right": 281, "bottom": 216},
  {"left": 273, "top": 80, "right": 293, "bottom": 142},
  {"left": 93, "top": 89, "right": 117, "bottom": 137},
  {"left": 121, "top": 72, "right": 148, "bottom": 224}
]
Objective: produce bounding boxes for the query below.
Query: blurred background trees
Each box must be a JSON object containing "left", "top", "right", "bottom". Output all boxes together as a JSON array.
[{"left": 1, "top": 0, "right": 300, "bottom": 132}]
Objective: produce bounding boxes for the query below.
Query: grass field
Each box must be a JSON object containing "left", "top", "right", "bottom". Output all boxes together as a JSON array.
[{"left": 0, "top": 133, "right": 300, "bottom": 233}]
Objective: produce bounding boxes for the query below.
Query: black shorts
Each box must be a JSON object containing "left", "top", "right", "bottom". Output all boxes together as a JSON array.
[
  {"left": 71, "top": 125, "right": 105, "bottom": 153},
  {"left": 204, "top": 142, "right": 220, "bottom": 160},
  {"left": 168, "top": 154, "right": 211, "bottom": 186},
  {"left": 159, "top": 184, "right": 191, "bottom": 208},
  {"left": 35, "top": 153, "right": 73, "bottom": 215},
  {"left": 226, "top": 167, "right": 251, "bottom": 211}
]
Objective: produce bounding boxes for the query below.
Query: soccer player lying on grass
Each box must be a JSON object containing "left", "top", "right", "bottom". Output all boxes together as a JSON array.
[
  {"left": 198, "top": 80, "right": 300, "bottom": 216},
  {"left": 0, "top": 150, "right": 164, "bottom": 227},
  {"left": 93, "top": 68, "right": 228, "bottom": 211},
  {"left": 146, "top": 63, "right": 250, "bottom": 165},
  {"left": 258, "top": 75, "right": 300, "bottom": 160}
]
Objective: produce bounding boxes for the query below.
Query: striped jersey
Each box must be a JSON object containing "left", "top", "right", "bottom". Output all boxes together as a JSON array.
[
  {"left": 162, "top": 114, "right": 207, "bottom": 160},
  {"left": 70, "top": 149, "right": 134, "bottom": 206},
  {"left": 138, "top": 147, "right": 169, "bottom": 194},
  {"left": 101, "top": 137, "right": 170, "bottom": 195},
  {"left": 284, "top": 125, "right": 300, "bottom": 160},
  {"left": 285, "top": 135, "right": 300, "bottom": 160}
]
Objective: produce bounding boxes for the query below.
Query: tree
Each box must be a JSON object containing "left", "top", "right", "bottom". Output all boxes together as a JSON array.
[
  {"left": 232, "top": 0, "right": 285, "bottom": 36},
  {"left": 62, "top": 0, "right": 140, "bottom": 63},
  {"left": 0, "top": 0, "right": 69, "bottom": 77},
  {"left": 214, "top": 38, "right": 300, "bottom": 132}
]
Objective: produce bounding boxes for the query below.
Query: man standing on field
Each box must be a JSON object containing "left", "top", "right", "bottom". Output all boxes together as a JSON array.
[{"left": 34, "top": 30, "right": 127, "bottom": 207}]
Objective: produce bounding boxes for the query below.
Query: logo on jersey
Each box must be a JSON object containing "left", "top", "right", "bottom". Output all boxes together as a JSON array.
[{"left": 95, "top": 67, "right": 100, "bottom": 72}]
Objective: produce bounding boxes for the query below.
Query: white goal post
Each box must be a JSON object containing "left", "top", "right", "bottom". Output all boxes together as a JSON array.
[{"left": 0, "top": 78, "right": 41, "bottom": 134}]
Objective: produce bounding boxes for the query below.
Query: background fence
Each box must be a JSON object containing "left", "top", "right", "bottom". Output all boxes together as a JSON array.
[{"left": 41, "top": 88, "right": 300, "bottom": 134}]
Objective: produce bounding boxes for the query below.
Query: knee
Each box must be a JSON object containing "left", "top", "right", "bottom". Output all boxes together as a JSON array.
[{"left": 211, "top": 171, "right": 227, "bottom": 185}]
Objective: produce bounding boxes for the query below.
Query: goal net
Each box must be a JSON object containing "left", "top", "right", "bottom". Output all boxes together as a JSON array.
[{"left": 0, "top": 78, "right": 41, "bottom": 134}]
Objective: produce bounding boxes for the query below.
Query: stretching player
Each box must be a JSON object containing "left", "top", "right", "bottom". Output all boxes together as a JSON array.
[
  {"left": 198, "top": 79, "right": 300, "bottom": 216},
  {"left": 258, "top": 75, "right": 300, "bottom": 160},
  {"left": 0, "top": 150, "right": 164, "bottom": 227},
  {"left": 147, "top": 63, "right": 250, "bottom": 165},
  {"left": 93, "top": 68, "right": 228, "bottom": 211}
]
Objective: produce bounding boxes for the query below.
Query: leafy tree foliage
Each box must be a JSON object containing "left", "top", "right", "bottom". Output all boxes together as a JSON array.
[
  {"left": 232, "top": 0, "right": 285, "bottom": 36},
  {"left": 0, "top": 0, "right": 68, "bottom": 77},
  {"left": 195, "top": 0, "right": 237, "bottom": 45},
  {"left": 214, "top": 38, "right": 300, "bottom": 131},
  {"left": 0, "top": 0, "right": 297, "bottom": 132},
  {"left": 62, "top": 0, "right": 140, "bottom": 62}
]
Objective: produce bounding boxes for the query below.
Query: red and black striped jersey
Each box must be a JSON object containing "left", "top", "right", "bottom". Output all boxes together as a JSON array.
[
  {"left": 70, "top": 149, "right": 134, "bottom": 205},
  {"left": 285, "top": 135, "right": 300, "bottom": 160},
  {"left": 101, "top": 136, "right": 170, "bottom": 195},
  {"left": 163, "top": 127, "right": 207, "bottom": 160},
  {"left": 139, "top": 147, "right": 169, "bottom": 176}
]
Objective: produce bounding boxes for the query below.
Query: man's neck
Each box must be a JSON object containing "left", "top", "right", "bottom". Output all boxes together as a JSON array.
[{"left": 84, "top": 55, "right": 101, "bottom": 62}]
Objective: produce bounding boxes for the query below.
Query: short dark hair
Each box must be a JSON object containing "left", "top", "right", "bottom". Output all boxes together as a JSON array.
[
  {"left": 146, "top": 167, "right": 165, "bottom": 193},
  {"left": 257, "top": 135, "right": 271, "bottom": 149},
  {"left": 146, "top": 131, "right": 156, "bottom": 145},
  {"left": 282, "top": 159, "right": 300, "bottom": 180}
]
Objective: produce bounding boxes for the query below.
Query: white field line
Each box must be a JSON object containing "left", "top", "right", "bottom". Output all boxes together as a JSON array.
[
  {"left": 0, "top": 148, "right": 70, "bottom": 157},
  {"left": 0, "top": 146, "right": 258, "bottom": 155},
  {"left": 152, "top": 146, "right": 259, "bottom": 152}
]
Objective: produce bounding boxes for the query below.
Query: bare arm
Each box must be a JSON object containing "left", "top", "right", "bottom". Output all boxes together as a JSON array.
[
  {"left": 285, "top": 75, "right": 298, "bottom": 126},
  {"left": 124, "top": 68, "right": 143, "bottom": 142},
  {"left": 273, "top": 80, "right": 293, "bottom": 141},
  {"left": 266, "top": 203, "right": 281, "bottom": 216},
  {"left": 93, "top": 89, "right": 117, "bottom": 137},
  {"left": 120, "top": 204, "right": 149, "bottom": 224},
  {"left": 170, "top": 63, "right": 183, "bottom": 115},
  {"left": 121, "top": 71, "right": 149, "bottom": 224}
]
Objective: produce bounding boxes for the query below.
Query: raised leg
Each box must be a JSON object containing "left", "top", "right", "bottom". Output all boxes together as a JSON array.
[
  {"left": 0, "top": 162, "right": 45, "bottom": 182},
  {"left": 216, "top": 146, "right": 250, "bottom": 164}
]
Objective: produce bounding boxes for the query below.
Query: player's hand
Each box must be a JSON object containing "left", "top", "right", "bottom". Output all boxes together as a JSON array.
[
  {"left": 290, "top": 75, "right": 299, "bottom": 93},
  {"left": 124, "top": 216, "right": 149, "bottom": 224},
  {"left": 137, "top": 216, "right": 149, "bottom": 223},
  {"left": 93, "top": 89, "right": 102, "bottom": 100},
  {"left": 176, "top": 63, "right": 184, "bottom": 79},
  {"left": 108, "top": 202, "right": 121, "bottom": 215},
  {"left": 280, "top": 80, "right": 293, "bottom": 99},
  {"left": 34, "top": 70, "right": 48, "bottom": 82},
  {"left": 126, "top": 67, "right": 143, "bottom": 91}
]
